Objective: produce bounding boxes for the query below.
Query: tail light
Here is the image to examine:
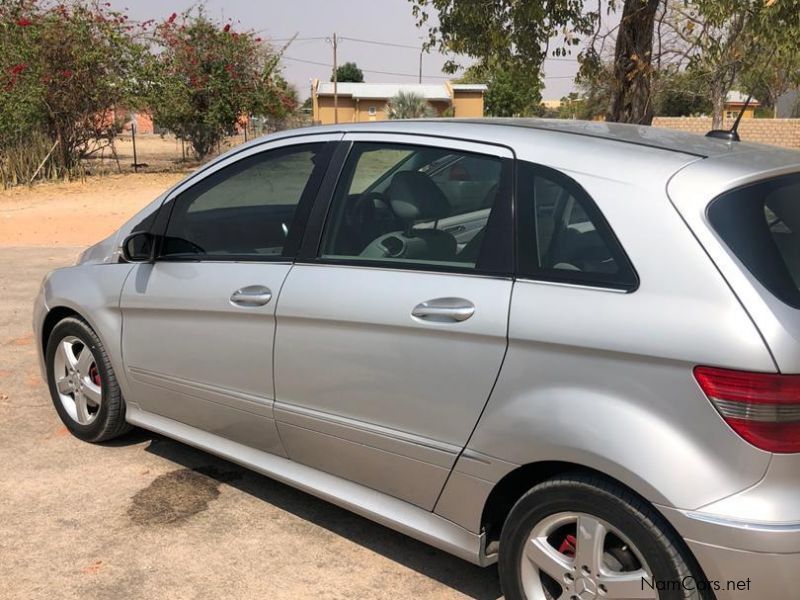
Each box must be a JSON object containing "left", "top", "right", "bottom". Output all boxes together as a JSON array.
[{"left": 694, "top": 366, "right": 800, "bottom": 453}]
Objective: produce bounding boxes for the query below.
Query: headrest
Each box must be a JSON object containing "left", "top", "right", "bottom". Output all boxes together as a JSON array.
[{"left": 387, "top": 171, "right": 450, "bottom": 221}]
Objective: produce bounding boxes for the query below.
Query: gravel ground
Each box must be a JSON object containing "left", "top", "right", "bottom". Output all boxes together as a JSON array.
[{"left": 0, "top": 179, "right": 502, "bottom": 599}]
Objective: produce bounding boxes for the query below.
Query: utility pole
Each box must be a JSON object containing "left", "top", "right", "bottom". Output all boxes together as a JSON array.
[
  {"left": 332, "top": 32, "right": 339, "bottom": 124},
  {"left": 418, "top": 37, "right": 423, "bottom": 84}
]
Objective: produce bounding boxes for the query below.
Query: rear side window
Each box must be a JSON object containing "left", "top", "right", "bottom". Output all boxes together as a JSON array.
[
  {"left": 517, "top": 162, "right": 638, "bottom": 290},
  {"left": 708, "top": 173, "right": 800, "bottom": 308}
]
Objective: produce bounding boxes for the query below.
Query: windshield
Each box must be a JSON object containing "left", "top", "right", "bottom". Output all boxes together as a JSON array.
[{"left": 708, "top": 172, "right": 800, "bottom": 308}]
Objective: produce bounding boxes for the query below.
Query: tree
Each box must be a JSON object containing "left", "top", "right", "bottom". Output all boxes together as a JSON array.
[
  {"left": 410, "top": 0, "right": 597, "bottom": 115},
  {"left": 0, "top": 1, "right": 146, "bottom": 183},
  {"left": 666, "top": 0, "right": 800, "bottom": 128},
  {"left": 386, "top": 91, "right": 434, "bottom": 119},
  {"left": 146, "top": 8, "right": 296, "bottom": 159},
  {"left": 605, "top": 0, "right": 661, "bottom": 123},
  {"left": 653, "top": 67, "right": 712, "bottom": 116},
  {"left": 332, "top": 61, "right": 364, "bottom": 83},
  {"left": 409, "top": 0, "right": 670, "bottom": 124},
  {"left": 459, "top": 63, "right": 540, "bottom": 116}
]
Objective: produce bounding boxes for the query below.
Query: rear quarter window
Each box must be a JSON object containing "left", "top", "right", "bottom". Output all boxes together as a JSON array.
[{"left": 708, "top": 173, "right": 800, "bottom": 308}]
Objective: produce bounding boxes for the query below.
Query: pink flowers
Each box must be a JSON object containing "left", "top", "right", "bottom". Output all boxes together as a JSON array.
[
  {"left": 10, "top": 63, "right": 28, "bottom": 75},
  {"left": 16, "top": 18, "right": 33, "bottom": 26},
  {"left": 223, "top": 24, "right": 231, "bottom": 33},
  {"left": 167, "top": 12, "right": 177, "bottom": 24}
]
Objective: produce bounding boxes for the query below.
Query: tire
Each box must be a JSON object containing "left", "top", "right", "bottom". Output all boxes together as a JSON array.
[
  {"left": 45, "top": 316, "right": 131, "bottom": 443},
  {"left": 498, "top": 473, "right": 708, "bottom": 600}
]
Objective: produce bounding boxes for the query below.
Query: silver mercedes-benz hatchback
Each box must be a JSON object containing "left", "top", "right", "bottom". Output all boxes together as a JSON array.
[{"left": 34, "top": 119, "right": 800, "bottom": 599}]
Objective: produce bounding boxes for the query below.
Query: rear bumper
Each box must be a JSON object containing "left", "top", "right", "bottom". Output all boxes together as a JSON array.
[
  {"left": 686, "top": 539, "right": 798, "bottom": 600},
  {"left": 659, "top": 506, "right": 800, "bottom": 600}
]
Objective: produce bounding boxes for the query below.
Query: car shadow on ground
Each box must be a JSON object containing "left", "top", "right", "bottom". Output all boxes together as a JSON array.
[{"left": 109, "top": 428, "right": 502, "bottom": 600}]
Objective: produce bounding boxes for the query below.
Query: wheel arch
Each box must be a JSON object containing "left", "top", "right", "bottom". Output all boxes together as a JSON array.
[
  {"left": 481, "top": 461, "right": 618, "bottom": 549},
  {"left": 41, "top": 306, "right": 82, "bottom": 358}
]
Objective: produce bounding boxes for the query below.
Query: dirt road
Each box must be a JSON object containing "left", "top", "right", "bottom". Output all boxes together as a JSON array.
[{"left": 0, "top": 177, "right": 501, "bottom": 599}]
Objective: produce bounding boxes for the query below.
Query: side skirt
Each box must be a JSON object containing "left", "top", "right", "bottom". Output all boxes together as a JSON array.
[{"left": 126, "top": 404, "right": 495, "bottom": 566}]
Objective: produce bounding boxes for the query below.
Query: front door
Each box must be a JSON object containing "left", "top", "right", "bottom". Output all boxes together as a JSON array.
[
  {"left": 274, "top": 135, "right": 514, "bottom": 509},
  {"left": 120, "top": 136, "right": 337, "bottom": 454}
]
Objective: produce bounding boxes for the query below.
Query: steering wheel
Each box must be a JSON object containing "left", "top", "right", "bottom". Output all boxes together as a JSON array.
[{"left": 345, "top": 191, "right": 393, "bottom": 230}]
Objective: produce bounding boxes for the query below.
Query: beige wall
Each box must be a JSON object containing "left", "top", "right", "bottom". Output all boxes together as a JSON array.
[
  {"left": 313, "top": 97, "right": 459, "bottom": 124},
  {"left": 315, "top": 96, "right": 357, "bottom": 124},
  {"left": 652, "top": 116, "right": 800, "bottom": 149},
  {"left": 355, "top": 99, "right": 389, "bottom": 122},
  {"left": 452, "top": 91, "right": 485, "bottom": 117}
]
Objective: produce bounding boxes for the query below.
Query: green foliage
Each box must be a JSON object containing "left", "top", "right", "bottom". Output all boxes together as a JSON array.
[
  {"left": 677, "top": 0, "right": 800, "bottom": 126},
  {"left": 0, "top": 0, "right": 146, "bottom": 184},
  {"left": 332, "top": 61, "right": 364, "bottom": 83},
  {"left": 654, "top": 68, "right": 713, "bottom": 117},
  {"left": 459, "top": 63, "right": 540, "bottom": 117},
  {"left": 146, "top": 8, "right": 296, "bottom": 159},
  {"left": 386, "top": 91, "right": 435, "bottom": 119},
  {"left": 410, "top": 0, "right": 598, "bottom": 104}
]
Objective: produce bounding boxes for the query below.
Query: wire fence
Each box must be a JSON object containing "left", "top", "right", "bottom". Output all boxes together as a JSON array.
[{"left": 0, "top": 115, "right": 314, "bottom": 189}]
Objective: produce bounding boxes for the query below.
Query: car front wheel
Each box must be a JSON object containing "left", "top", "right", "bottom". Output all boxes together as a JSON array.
[
  {"left": 45, "top": 316, "right": 130, "bottom": 443},
  {"left": 498, "top": 474, "right": 706, "bottom": 600}
]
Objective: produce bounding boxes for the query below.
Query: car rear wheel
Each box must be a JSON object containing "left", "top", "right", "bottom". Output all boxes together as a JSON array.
[
  {"left": 46, "top": 316, "right": 130, "bottom": 442},
  {"left": 498, "top": 474, "right": 707, "bottom": 600}
]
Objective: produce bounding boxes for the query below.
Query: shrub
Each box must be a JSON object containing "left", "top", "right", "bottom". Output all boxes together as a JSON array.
[{"left": 0, "top": 0, "right": 146, "bottom": 185}]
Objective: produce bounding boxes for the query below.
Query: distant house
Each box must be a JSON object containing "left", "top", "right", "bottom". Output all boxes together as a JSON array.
[
  {"left": 724, "top": 91, "right": 760, "bottom": 120},
  {"left": 310, "top": 80, "right": 487, "bottom": 124}
]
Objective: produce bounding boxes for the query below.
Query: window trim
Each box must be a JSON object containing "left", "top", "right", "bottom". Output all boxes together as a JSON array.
[
  {"left": 514, "top": 162, "right": 639, "bottom": 292},
  {"left": 151, "top": 140, "right": 337, "bottom": 263},
  {"left": 297, "top": 136, "right": 514, "bottom": 278}
]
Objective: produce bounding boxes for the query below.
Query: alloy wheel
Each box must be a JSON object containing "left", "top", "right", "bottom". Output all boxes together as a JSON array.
[
  {"left": 520, "top": 511, "right": 656, "bottom": 600},
  {"left": 52, "top": 335, "right": 103, "bottom": 425}
]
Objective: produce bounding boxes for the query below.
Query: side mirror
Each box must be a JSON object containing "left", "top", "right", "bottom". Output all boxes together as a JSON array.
[{"left": 121, "top": 231, "right": 156, "bottom": 263}]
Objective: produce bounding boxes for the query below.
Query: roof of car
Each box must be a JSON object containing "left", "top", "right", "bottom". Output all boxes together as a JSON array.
[{"left": 276, "top": 118, "right": 800, "bottom": 160}]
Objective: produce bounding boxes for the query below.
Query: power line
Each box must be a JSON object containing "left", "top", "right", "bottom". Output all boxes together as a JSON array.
[
  {"left": 265, "top": 33, "right": 580, "bottom": 63},
  {"left": 340, "top": 36, "right": 421, "bottom": 50},
  {"left": 283, "top": 55, "right": 454, "bottom": 80},
  {"left": 283, "top": 55, "right": 576, "bottom": 80}
]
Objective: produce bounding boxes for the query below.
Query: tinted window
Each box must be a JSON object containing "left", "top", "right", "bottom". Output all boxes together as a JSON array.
[
  {"left": 161, "top": 143, "right": 326, "bottom": 259},
  {"left": 517, "top": 162, "right": 637, "bottom": 290},
  {"left": 708, "top": 173, "right": 800, "bottom": 308},
  {"left": 320, "top": 143, "right": 506, "bottom": 270}
]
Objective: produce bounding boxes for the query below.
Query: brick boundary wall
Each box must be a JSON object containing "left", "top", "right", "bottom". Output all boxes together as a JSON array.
[{"left": 652, "top": 117, "right": 800, "bottom": 150}]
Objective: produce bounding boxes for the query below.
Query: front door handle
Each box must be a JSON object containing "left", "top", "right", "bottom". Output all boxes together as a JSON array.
[
  {"left": 230, "top": 285, "right": 272, "bottom": 307},
  {"left": 411, "top": 297, "right": 475, "bottom": 323}
]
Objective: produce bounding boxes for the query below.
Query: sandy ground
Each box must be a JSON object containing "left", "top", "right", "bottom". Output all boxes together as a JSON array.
[
  {"left": 0, "top": 175, "right": 501, "bottom": 599},
  {"left": 0, "top": 173, "right": 185, "bottom": 247}
]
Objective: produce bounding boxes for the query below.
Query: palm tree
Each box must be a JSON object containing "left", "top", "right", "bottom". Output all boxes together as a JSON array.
[{"left": 386, "top": 91, "right": 435, "bottom": 119}]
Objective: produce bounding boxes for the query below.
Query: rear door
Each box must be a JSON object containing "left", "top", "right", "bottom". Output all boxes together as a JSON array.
[
  {"left": 273, "top": 134, "right": 514, "bottom": 509},
  {"left": 120, "top": 135, "right": 339, "bottom": 454}
]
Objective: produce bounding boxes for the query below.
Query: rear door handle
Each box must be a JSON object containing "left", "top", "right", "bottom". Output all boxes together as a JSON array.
[
  {"left": 230, "top": 285, "right": 272, "bottom": 307},
  {"left": 411, "top": 297, "right": 475, "bottom": 323}
]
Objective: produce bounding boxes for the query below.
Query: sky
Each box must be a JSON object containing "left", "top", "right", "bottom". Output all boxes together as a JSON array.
[{"left": 109, "top": 0, "right": 581, "bottom": 101}]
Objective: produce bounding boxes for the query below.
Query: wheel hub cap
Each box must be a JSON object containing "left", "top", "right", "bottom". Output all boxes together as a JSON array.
[{"left": 574, "top": 577, "right": 597, "bottom": 599}]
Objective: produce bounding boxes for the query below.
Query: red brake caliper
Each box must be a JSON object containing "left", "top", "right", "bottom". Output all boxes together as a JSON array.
[
  {"left": 558, "top": 534, "right": 577, "bottom": 557},
  {"left": 89, "top": 364, "right": 101, "bottom": 388}
]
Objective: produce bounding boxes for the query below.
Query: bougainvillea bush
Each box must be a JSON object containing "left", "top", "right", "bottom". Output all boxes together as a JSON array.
[
  {"left": 0, "top": 2, "right": 298, "bottom": 185},
  {"left": 146, "top": 8, "right": 297, "bottom": 159},
  {"left": 0, "top": 0, "right": 146, "bottom": 185}
]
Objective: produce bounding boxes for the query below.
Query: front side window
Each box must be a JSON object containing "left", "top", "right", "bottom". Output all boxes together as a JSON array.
[
  {"left": 161, "top": 143, "right": 327, "bottom": 259},
  {"left": 517, "top": 161, "right": 638, "bottom": 290},
  {"left": 708, "top": 173, "right": 800, "bottom": 308},
  {"left": 320, "top": 142, "right": 506, "bottom": 270}
]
